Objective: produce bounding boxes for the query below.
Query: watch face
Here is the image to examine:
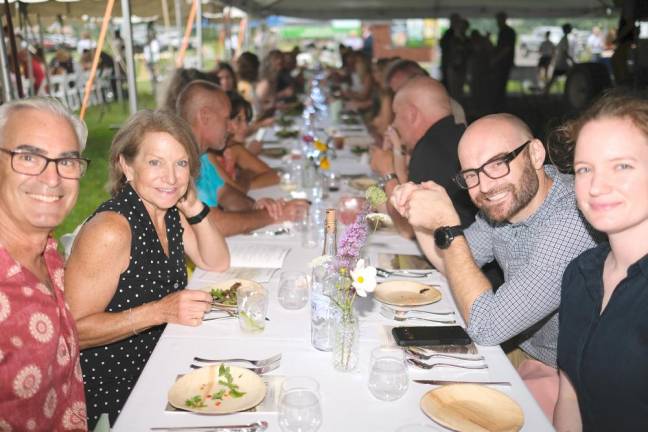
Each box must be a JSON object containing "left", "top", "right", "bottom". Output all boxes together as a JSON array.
[{"left": 434, "top": 228, "right": 450, "bottom": 249}]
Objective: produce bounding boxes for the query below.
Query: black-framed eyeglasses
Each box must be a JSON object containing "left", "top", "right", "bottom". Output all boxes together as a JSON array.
[
  {"left": 454, "top": 140, "right": 532, "bottom": 190},
  {"left": 0, "top": 148, "right": 90, "bottom": 179}
]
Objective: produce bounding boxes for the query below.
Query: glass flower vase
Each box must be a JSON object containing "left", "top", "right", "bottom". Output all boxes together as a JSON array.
[{"left": 332, "top": 311, "right": 359, "bottom": 372}]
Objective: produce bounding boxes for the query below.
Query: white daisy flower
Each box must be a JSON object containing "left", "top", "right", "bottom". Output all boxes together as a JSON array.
[{"left": 350, "top": 259, "right": 377, "bottom": 297}]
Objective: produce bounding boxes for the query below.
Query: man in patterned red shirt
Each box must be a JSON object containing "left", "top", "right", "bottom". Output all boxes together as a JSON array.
[{"left": 0, "top": 98, "right": 89, "bottom": 430}]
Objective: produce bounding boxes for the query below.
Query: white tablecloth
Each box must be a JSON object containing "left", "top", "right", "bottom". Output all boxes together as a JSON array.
[{"left": 113, "top": 122, "right": 554, "bottom": 432}]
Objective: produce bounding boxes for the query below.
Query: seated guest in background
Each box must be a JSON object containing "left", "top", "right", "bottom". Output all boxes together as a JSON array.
[
  {"left": 176, "top": 80, "right": 307, "bottom": 236},
  {"left": 0, "top": 98, "right": 88, "bottom": 430},
  {"left": 159, "top": 68, "right": 217, "bottom": 112},
  {"left": 65, "top": 110, "right": 229, "bottom": 428},
  {"left": 369, "top": 57, "right": 398, "bottom": 135},
  {"left": 371, "top": 76, "right": 471, "bottom": 238},
  {"left": 391, "top": 113, "right": 598, "bottom": 419},
  {"left": 384, "top": 58, "right": 466, "bottom": 125},
  {"left": 214, "top": 62, "right": 237, "bottom": 92},
  {"left": 554, "top": 93, "right": 648, "bottom": 430},
  {"left": 218, "top": 91, "right": 279, "bottom": 192}
]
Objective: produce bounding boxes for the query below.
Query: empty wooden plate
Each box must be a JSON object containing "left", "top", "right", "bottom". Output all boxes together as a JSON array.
[{"left": 420, "top": 384, "right": 524, "bottom": 432}]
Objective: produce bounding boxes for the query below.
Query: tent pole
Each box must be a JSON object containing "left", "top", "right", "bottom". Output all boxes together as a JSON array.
[
  {"left": 120, "top": 0, "right": 138, "bottom": 115},
  {"left": 4, "top": 0, "right": 23, "bottom": 98},
  {"left": 196, "top": 0, "right": 202, "bottom": 69},
  {"left": 160, "top": 0, "right": 174, "bottom": 58},
  {"left": 79, "top": 0, "right": 115, "bottom": 120},
  {"left": 174, "top": 0, "right": 182, "bottom": 52},
  {"left": 36, "top": 14, "right": 52, "bottom": 97},
  {"left": 0, "top": 18, "right": 13, "bottom": 101},
  {"left": 176, "top": 0, "right": 197, "bottom": 68}
]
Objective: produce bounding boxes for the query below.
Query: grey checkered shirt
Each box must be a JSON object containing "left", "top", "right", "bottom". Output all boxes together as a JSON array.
[{"left": 464, "top": 165, "right": 598, "bottom": 367}]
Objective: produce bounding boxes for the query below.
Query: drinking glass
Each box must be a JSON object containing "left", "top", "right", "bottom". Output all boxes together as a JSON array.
[
  {"left": 301, "top": 205, "right": 323, "bottom": 249},
  {"left": 278, "top": 377, "right": 322, "bottom": 432},
  {"left": 337, "top": 196, "right": 366, "bottom": 225},
  {"left": 278, "top": 271, "right": 309, "bottom": 310},
  {"left": 368, "top": 346, "right": 409, "bottom": 401},
  {"left": 236, "top": 283, "right": 269, "bottom": 333}
]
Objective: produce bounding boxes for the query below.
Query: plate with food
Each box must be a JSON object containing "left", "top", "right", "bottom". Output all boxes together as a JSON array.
[
  {"left": 374, "top": 280, "right": 442, "bottom": 307},
  {"left": 261, "top": 147, "right": 288, "bottom": 158},
  {"left": 202, "top": 279, "right": 262, "bottom": 310},
  {"left": 168, "top": 364, "right": 266, "bottom": 414},
  {"left": 275, "top": 129, "right": 299, "bottom": 139},
  {"left": 349, "top": 176, "right": 378, "bottom": 190},
  {"left": 420, "top": 384, "right": 524, "bottom": 432}
]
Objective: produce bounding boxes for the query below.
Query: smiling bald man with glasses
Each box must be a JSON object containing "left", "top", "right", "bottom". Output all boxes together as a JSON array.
[{"left": 391, "top": 113, "right": 599, "bottom": 418}]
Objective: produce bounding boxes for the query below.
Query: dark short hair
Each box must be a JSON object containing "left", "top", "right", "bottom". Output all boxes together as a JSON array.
[
  {"left": 227, "top": 91, "right": 253, "bottom": 122},
  {"left": 236, "top": 52, "right": 260, "bottom": 83}
]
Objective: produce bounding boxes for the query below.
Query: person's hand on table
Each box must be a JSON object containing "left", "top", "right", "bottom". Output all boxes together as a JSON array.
[
  {"left": 155, "top": 289, "right": 212, "bottom": 327},
  {"left": 281, "top": 199, "right": 309, "bottom": 222},
  {"left": 391, "top": 181, "right": 460, "bottom": 232},
  {"left": 247, "top": 139, "right": 263, "bottom": 155},
  {"left": 254, "top": 198, "right": 285, "bottom": 221},
  {"left": 370, "top": 146, "right": 394, "bottom": 176}
]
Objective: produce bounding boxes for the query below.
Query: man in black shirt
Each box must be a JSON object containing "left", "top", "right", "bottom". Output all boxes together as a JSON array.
[
  {"left": 371, "top": 76, "right": 474, "bottom": 238},
  {"left": 492, "top": 12, "right": 516, "bottom": 112}
]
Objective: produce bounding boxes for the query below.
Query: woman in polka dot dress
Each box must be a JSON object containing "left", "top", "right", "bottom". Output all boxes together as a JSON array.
[{"left": 64, "top": 110, "right": 230, "bottom": 428}]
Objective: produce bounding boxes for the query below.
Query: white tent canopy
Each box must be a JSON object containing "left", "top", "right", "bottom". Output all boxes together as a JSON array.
[{"left": 222, "top": 0, "right": 611, "bottom": 19}]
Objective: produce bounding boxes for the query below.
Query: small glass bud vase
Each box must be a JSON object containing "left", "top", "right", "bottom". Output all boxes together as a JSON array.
[{"left": 332, "top": 311, "right": 359, "bottom": 372}]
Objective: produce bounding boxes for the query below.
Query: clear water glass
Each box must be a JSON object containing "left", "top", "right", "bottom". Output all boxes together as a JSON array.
[
  {"left": 278, "top": 377, "right": 322, "bottom": 432},
  {"left": 368, "top": 346, "right": 409, "bottom": 401},
  {"left": 236, "top": 284, "right": 268, "bottom": 333},
  {"left": 278, "top": 271, "right": 309, "bottom": 310}
]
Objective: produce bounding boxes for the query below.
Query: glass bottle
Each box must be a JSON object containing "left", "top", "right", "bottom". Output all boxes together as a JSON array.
[{"left": 310, "top": 209, "right": 338, "bottom": 351}]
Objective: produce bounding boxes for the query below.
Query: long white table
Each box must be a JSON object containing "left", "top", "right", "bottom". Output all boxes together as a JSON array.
[{"left": 114, "top": 120, "right": 554, "bottom": 432}]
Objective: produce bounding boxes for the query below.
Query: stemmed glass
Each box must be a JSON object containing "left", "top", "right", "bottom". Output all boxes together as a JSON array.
[{"left": 278, "top": 377, "right": 322, "bottom": 432}]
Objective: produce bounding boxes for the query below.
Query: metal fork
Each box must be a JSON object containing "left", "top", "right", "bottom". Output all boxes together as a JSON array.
[
  {"left": 376, "top": 268, "right": 435, "bottom": 278},
  {"left": 406, "top": 358, "right": 488, "bottom": 370},
  {"left": 391, "top": 314, "right": 456, "bottom": 325},
  {"left": 380, "top": 305, "right": 455, "bottom": 317},
  {"left": 193, "top": 353, "right": 282, "bottom": 367},
  {"left": 406, "top": 348, "right": 484, "bottom": 362},
  {"left": 189, "top": 362, "right": 279, "bottom": 374}
]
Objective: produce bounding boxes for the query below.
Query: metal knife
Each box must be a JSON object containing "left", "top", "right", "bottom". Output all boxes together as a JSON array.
[
  {"left": 413, "top": 379, "right": 511, "bottom": 386},
  {"left": 151, "top": 420, "right": 268, "bottom": 431}
]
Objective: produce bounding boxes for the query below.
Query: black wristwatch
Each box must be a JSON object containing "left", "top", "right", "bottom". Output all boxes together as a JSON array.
[
  {"left": 186, "top": 202, "right": 210, "bottom": 225},
  {"left": 434, "top": 225, "right": 464, "bottom": 249}
]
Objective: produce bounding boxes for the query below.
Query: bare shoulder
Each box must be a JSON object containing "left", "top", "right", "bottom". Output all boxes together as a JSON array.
[{"left": 72, "top": 211, "right": 132, "bottom": 257}]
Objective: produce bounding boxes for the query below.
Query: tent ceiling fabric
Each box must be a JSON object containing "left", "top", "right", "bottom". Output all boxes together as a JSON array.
[
  {"left": 15, "top": 0, "right": 222, "bottom": 21},
  {"left": 223, "top": 0, "right": 610, "bottom": 18}
]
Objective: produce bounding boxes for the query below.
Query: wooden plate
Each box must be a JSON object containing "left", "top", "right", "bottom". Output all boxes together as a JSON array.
[
  {"left": 420, "top": 384, "right": 524, "bottom": 432},
  {"left": 168, "top": 364, "right": 266, "bottom": 414},
  {"left": 374, "top": 280, "right": 441, "bottom": 307}
]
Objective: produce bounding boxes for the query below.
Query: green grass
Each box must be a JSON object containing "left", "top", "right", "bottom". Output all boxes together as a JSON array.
[{"left": 54, "top": 91, "right": 156, "bottom": 238}]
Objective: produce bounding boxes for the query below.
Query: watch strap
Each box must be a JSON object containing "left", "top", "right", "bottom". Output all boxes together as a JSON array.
[{"left": 186, "top": 202, "right": 210, "bottom": 225}]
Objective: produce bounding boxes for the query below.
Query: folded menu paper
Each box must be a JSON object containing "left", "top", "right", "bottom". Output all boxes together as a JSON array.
[{"left": 195, "top": 244, "right": 291, "bottom": 283}]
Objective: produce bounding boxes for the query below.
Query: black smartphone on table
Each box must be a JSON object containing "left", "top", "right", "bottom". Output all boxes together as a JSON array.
[{"left": 392, "top": 326, "right": 472, "bottom": 347}]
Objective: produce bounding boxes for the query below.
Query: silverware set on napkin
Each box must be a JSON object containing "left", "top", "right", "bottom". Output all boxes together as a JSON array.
[
  {"left": 376, "top": 267, "right": 436, "bottom": 279},
  {"left": 189, "top": 353, "right": 282, "bottom": 374},
  {"left": 380, "top": 305, "right": 456, "bottom": 324}
]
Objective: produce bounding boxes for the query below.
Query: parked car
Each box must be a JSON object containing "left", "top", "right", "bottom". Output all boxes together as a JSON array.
[{"left": 519, "top": 26, "right": 562, "bottom": 57}]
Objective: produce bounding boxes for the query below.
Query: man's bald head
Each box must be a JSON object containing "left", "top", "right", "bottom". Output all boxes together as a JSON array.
[
  {"left": 176, "top": 80, "right": 231, "bottom": 151},
  {"left": 457, "top": 114, "right": 548, "bottom": 224},
  {"left": 176, "top": 80, "right": 229, "bottom": 125},
  {"left": 391, "top": 76, "right": 453, "bottom": 148},
  {"left": 458, "top": 114, "right": 533, "bottom": 165}
]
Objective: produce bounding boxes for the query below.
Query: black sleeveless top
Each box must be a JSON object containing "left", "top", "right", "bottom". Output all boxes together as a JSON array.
[{"left": 80, "top": 183, "right": 187, "bottom": 427}]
